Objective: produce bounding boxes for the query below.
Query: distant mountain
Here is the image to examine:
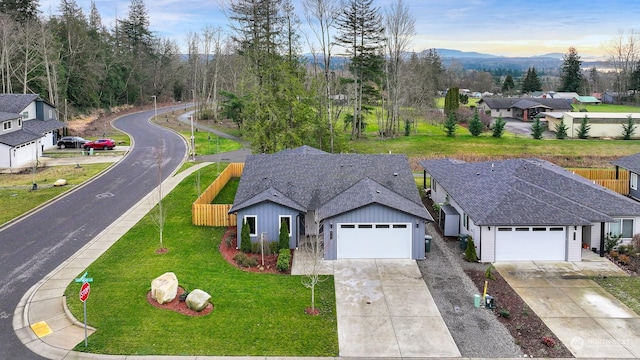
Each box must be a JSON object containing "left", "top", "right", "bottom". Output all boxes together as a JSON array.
[{"left": 435, "top": 49, "right": 498, "bottom": 59}]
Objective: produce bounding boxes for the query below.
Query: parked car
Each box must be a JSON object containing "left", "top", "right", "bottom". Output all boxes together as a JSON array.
[
  {"left": 84, "top": 138, "right": 116, "bottom": 150},
  {"left": 57, "top": 136, "right": 87, "bottom": 149}
]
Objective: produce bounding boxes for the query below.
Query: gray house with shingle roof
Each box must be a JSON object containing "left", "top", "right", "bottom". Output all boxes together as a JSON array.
[
  {"left": 420, "top": 158, "right": 640, "bottom": 262},
  {"left": 477, "top": 97, "right": 572, "bottom": 120},
  {"left": 612, "top": 153, "right": 640, "bottom": 201},
  {"left": 0, "top": 94, "right": 64, "bottom": 168},
  {"left": 229, "top": 146, "right": 433, "bottom": 260}
]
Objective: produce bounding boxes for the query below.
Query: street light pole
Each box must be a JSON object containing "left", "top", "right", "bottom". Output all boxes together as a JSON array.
[{"left": 189, "top": 115, "right": 196, "bottom": 161}]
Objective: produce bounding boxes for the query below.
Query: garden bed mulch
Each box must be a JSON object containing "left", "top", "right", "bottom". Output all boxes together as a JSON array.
[
  {"left": 146, "top": 286, "right": 214, "bottom": 317},
  {"left": 605, "top": 252, "right": 640, "bottom": 275},
  {"left": 219, "top": 227, "right": 290, "bottom": 275},
  {"left": 464, "top": 268, "right": 573, "bottom": 358}
]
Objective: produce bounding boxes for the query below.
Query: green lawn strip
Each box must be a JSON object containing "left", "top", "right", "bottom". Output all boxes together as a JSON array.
[
  {"left": 64, "top": 164, "right": 338, "bottom": 356},
  {"left": 211, "top": 177, "right": 239, "bottom": 204},
  {"left": 0, "top": 163, "right": 111, "bottom": 225},
  {"left": 191, "top": 130, "right": 242, "bottom": 155},
  {"left": 593, "top": 277, "right": 640, "bottom": 315},
  {"left": 572, "top": 104, "right": 640, "bottom": 113}
]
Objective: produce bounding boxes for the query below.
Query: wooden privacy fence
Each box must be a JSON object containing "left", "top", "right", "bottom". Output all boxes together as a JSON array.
[
  {"left": 192, "top": 163, "right": 244, "bottom": 226},
  {"left": 569, "top": 168, "right": 629, "bottom": 195}
]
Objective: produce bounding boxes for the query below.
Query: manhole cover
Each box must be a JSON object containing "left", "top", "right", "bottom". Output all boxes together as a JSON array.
[{"left": 96, "top": 192, "right": 114, "bottom": 199}]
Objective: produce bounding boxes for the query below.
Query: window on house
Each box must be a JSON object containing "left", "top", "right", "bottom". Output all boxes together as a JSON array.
[
  {"left": 17, "top": 118, "right": 21, "bottom": 127},
  {"left": 463, "top": 214, "right": 469, "bottom": 229},
  {"left": 48, "top": 109, "right": 53, "bottom": 118},
  {"left": 610, "top": 219, "right": 634, "bottom": 238},
  {"left": 631, "top": 173, "right": 638, "bottom": 191},
  {"left": 279, "top": 215, "right": 292, "bottom": 237},
  {"left": 244, "top": 215, "right": 257, "bottom": 237},
  {"left": 432, "top": 180, "right": 437, "bottom": 193},
  {"left": 21, "top": 111, "right": 28, "bottom": 119},
  {"left": 3, "top": 121, "right": 11, "bottom": 130}
]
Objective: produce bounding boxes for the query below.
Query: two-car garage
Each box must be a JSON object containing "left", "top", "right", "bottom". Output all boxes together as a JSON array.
[
  {"left": 336, "top": 223, "right": 412, "bottom": 259},
  {"left": 495, "top": 226, "right": 567, "bottom": 261}
]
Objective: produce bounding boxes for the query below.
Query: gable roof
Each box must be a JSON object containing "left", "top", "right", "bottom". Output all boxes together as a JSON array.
[
  {"left": 22, "top": 118, "right": 65, "bottom": 134},
  {"left": 420, "top": 158, "right": 640, "bottom": 226},
  {"left": 479, "top": 97, "right": 572, "bottom": 111},
  {"left": 0, "top": 94, "right": 40, "bottom": 113},
  {"left": 612, "top": 153, "right": 640, "bottom": 174},
  {"left": 575, "top": 96, "right": 601, "bottom": 103},
  {"left": 230, "top": 148, "right": 432, "bottom": 221},
  {"left": 0, "top": 128, "right": 41, "bottom": 146}
]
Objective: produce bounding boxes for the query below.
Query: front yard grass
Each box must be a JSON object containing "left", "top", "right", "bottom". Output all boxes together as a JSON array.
[
  {"left": 593, "top": 277, "right": 640, "bottom": 315},
  {"left": 64, "top": 164, "right": 338, "bottom": 356},
  {"left": 212, "top": 177, "right": 239, "bottom": 204},
  {"left": 0, "top": 163, "right": 111, "bottom": 225}
]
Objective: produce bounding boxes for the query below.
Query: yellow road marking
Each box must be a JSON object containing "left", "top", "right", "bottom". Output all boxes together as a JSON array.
[{"left": 31, "top": 321, "right": 53, "bottom": 338}]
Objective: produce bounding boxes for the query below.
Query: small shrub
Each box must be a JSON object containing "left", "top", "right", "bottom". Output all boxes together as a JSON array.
[
  {"left": 621, "top": 115, "right": 637, "bottom": 140},
  {"left": 491, "top": 116, "right": 506, "bottom": 138},
  {"left": 233, "top": 252, "right": 247, "bottom": 265},
  {"left": 276, "top": 249, "right": 291, "bottom": 272},
  {"left": 577, "top": 115, "right": 591, "bottom": 139},
  {"left": 464, "top": 236, "right": 478, "bottom": 262},
  {"left": 554, "top": 120, "right": 568, "bottom": 139},
  {"left": 485, "top": 264, "right": 496, "bottom": 280},
  {"left": 609, "top": 250, "right": 619, "bottom": 259},
  {"left": 269, "top": 241, "right": 280, "bottom": 254},
  {"left": 240, "top": 220, "right": 252, "bottom": 253},
  {"left": 468, "top": 111, "right": 484, "bottom": 136},
  {"left": 617, "top": 244, "right": 633, "bottom": 255},
  {"left": 432, "top": 203, "right": 441, "bottom": 213},
  {"left": 443, "top": 112, "right": 457, "bottom": 137},
  {"left": 530, "top": 116, "right": 544, "bottom": 139},
  {"left": 279, "top": 220, "right": 290, "bottom": 250},
  {"left": 225, "top": 235, "right": 233, "bottom": 248},
  {"left": 498, "top": 308, "right": 510, "bottom": 318},
  {"left": 542, "top": 336, "right": 556, "bottom": 348},
  {"left": 632, "top": 233, "right": 640, "bottom": 252},
  {"left": 233, "top": 252, "right": 257, "bottom": 268},
  {"left": 605, "top": 232, "right": 622, "bottom": 253},
  {"left": 252, "top": 241, "right": 272, "bottom": 255},
  {"left": 618, "top": 254, "right": 630, "bottom": 265}
]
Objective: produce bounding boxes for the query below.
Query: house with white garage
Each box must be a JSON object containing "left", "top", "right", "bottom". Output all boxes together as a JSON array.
[
  {"left": 545, "top": 112, "right": 640, "bottom": 139},
  {"left": 0, "top": 94, "right": 64, "bottom": 169},
  {"left": 477, "top": 97, "right": 572, "bottom": 121},
  {"left": 420, "top": 158, "right": 640, "bottom": 262},
  {"left": 229, "top": 146, "right": 433, "bottom": 260},
  {"left": 612, "top": 153, "right": 640, "bottom": 201}
]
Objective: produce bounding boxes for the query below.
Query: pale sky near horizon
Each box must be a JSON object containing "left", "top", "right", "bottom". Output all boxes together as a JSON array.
[{"left": 38, "top": 0, "right": 639, "bottom": 59}]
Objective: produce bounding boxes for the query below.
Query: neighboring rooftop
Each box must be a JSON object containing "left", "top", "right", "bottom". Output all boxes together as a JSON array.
[
  {"left": 612, "top": 153, "right": 640, "bottom": 174},
  {"left": 0, "top": 94, "right": 40, "bottom": 113}
]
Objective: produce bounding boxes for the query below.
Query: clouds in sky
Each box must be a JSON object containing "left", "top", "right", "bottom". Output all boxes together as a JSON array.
[{"left": 39, "top": 0, "right": 638, "bottom": 57}]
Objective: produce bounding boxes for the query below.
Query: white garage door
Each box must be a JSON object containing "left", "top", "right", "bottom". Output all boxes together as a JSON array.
[
  {"left": 495, "top": 226, "right": 566, "bottom": 261},
  {"left": 337, "top": 223, "right": 411, "bottom": 259}
]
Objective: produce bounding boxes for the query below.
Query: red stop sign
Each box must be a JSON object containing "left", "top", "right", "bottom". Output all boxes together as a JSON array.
[{"left": 79, "top": 282, "right": 90, "bottom": 302}]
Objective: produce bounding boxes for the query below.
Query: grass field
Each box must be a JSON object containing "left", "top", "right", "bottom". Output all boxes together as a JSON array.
[
  {"left": 572, "top": 103, "right": 640, "bottom": 113},
  {"left": 593, "top": 277, "right": 640, "bottom": 315},
  {"left": 64, "top": 164, "right": 338, "bottom": 356},
  {"left": 0, "top": 163, "right": 112, "bottom": 225}
]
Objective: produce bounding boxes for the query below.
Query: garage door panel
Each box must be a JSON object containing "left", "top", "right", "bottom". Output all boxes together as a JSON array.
[
  {"left": 496, "top": 227, "right": 566, "bottom": 261},
  {"left": 337, "top": 223, "right": 411, "bottom": 259}
]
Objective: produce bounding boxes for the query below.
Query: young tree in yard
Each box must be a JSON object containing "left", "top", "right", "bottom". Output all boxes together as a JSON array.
[
  {"left": 502, "top": 74, "right": 515, "bottom": 94},
  {"left": 530, "top": 116, "right": 544, "bottom": 139},
  {"left": 577, "top": 115, "right": 591, "bottom": 139},
  {"left": 559, "top": 47, "right": 583, "bottom": 92},
  {"left": 301, "top": 217, "right": 329, "bottom": 315},
  {"left": 464, "top": 236, "right": 478, "bottom": 262},
  {"left": 279, "top": 219, "right": 290, "bottom": 250},
  {"left": 240, "top": 219, "right": 251, "bottom": 253},
  {"left": 444, "top": 87, "right": 459, "bottom": 116},
  {"left": 468, "top": 110, "right": 484, "bottom": 136},
  {"left": 491, "top": 115, "right": 506, "bottom": 138},
  {"left": 443, "top": 112, "right": 457, "bottom": 137},
  {"left": 150, "top": 145, "right": 167, "bottom": 253},
  {"left": 555, "top": 119, "right": 569, "bottom": 139},
  {"left": 521, "top": 67, "right": 542, "bottom": 93},
  {"left": 622, "top": 115, "right": 637, "bottom": 140}
]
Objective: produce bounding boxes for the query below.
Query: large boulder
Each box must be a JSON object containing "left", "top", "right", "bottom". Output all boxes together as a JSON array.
[
  {"left": 151, "top": 272, "right": 178, "bottom": 304},
  {"left": 53, "top": 179, "right": 67, "bottom": 187},
  {"left": 186, "top": 289, "right": 211, "bottom": 312}
]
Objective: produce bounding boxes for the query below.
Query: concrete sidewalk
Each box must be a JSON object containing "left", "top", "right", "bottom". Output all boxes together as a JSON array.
[{"left": 495, "top": 251, "right": 640, "bottom": 358}]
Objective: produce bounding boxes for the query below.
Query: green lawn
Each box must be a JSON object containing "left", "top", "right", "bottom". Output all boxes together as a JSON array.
[
  {"left": 64, "top": 164, "right": 338, "bottom": 356},
  {"left": 572, "top": 103, "right": 640, "bottom": 113},
  {"left": 0, "top": 163, "right": 112, "bottom": 225},
  {"left": 593, "top": 277, "right": 640, "bottom": 315},
  {"left": 212, "top": 177, "right": 239, "bottom": 204}
]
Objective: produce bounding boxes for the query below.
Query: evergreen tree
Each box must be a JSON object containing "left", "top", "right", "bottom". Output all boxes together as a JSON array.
[
  {"left": 554, "top": 120, "right": 569, "bottom": 139},
  {"left": 559, "top": 47, "right": 583, "bottom": 92},
  {"left": 468, "top": 110, "right": 484, "bottom": 136},
  {"left": 335, "top": 0, "right": 385, "bottom": 139},
  {"left": 530, "top": 116, "right": 544, "bottom": 139},
  {"left": 492, "top": 115, "right": 506, "bottom": 138},
  {"left": 521, "top": 67, "right": 542, "bottom": 93},
  {"left": 621, "top": 115, "right": 637, "bottom": 140},
  {"left": 577, "top": 115, "right": 590, "bottom": 139},
  {"left": 444, "top": 87, "right": 459, "bottom": 116},
  {"left": 501, "top": 74, "right": 515, "bottom": 93},
  {"left": 240, "top": 220, "right": 252, "bottom": 253},
  {"left": 0, "top": 0, "right": 39, "bottom": 24},
  {"left": 443, "top": 112, "right": 457, "bottom": 137},
  {"left": 279, "top": 220, "right": 290, "bottom": 250}
]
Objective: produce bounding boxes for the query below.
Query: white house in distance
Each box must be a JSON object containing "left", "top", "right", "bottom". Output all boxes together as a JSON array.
[
  {"left": 545, "top": 112, "right": 640, "bottom": 139},
  {"left": 0, "top": 94, "right": 64, "bottom": 169}
]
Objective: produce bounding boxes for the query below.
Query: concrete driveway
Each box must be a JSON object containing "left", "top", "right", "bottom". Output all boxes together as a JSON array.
[
  {"left": 495, "top": 251, "right": 640, "bottom": 358},
  {"left": 334, "top": 259, "right": 460, "bottom": 358}
]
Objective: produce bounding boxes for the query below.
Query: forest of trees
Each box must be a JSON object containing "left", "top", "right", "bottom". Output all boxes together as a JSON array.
[{"left": 1, "top": 0, "right": 639, "bottom": 153}]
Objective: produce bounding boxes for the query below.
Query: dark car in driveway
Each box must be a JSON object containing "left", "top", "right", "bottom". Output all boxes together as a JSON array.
[
  {"left": 84, "top": 138, "right": 116, "bottom": 150},
  {"left": 57, "top": 136, "right": 87, "bottom": 149}
]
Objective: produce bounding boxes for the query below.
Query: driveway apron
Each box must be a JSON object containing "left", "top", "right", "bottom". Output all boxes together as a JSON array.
[
  {"left": 334, "top": 259, "right": 460, "bottom": 358},
  {"left": 495, "top": 253, "right": 640, "bottom": 358}
]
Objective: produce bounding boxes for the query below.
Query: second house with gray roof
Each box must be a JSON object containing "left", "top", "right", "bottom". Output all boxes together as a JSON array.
[{"left": 229, "top": 146, "right": 433, "bottom": 260}]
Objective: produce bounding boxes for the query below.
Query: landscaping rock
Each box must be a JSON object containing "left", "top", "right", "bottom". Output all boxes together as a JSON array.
[
  {"left": 151, "top": 272, "right": 178, "bottom": 304},
  {"left": 53, "top": 179, "right": 67, "bottom": 187},
  {"left": 185, "top": 289, "right": 211, "bottom": 312}
]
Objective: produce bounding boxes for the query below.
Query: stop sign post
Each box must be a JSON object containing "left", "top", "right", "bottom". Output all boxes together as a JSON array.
[
  {"left": 79, "top": 282, "right": 90, "bottom": 302},
  {"left": 75, "top": 272, "right": 93, "bottom": 348}
]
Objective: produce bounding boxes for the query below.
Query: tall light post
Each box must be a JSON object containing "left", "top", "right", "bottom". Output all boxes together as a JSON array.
[
  {"left": 189, "top": 115, "right": 196, "bottom": 161},
  {"left": 151, "top": 95, "right": 157, "bottom": 121}
]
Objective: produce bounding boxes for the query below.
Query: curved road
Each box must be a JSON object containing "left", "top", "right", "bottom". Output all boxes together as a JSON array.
[{"left": 0, "top": 106, "right": 188, "bottom": 359}]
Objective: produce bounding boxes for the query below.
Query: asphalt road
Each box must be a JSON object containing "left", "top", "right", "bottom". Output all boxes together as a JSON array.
[{"left": 0, "top": 106, "right": 188, "bottom": 359}]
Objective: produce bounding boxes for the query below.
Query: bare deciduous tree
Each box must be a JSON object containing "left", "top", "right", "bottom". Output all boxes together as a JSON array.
[
  {"left": 301, "top": 214, "right": 330, "bottom": 315},
  {"left": 150, "top": 143, "right": 167, "bottom": 253},
  {"left": 606, "top": 30, "right": 639, "bottom": 102}
]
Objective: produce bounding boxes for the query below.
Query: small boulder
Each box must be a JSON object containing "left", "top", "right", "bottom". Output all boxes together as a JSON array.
[
  {"left": 185, "top": 289, "right": 211, "bottom": 312},
  {"left": 151, "top": 272, "right": 178, "bottom": 304},
  {"left": 53, "top": 179, "right": 67, "bottom": 187}
]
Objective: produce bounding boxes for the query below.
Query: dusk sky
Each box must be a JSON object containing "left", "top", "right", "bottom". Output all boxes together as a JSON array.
[{"left": 38, "top": 0, "right": 639, "bottom": 59}]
